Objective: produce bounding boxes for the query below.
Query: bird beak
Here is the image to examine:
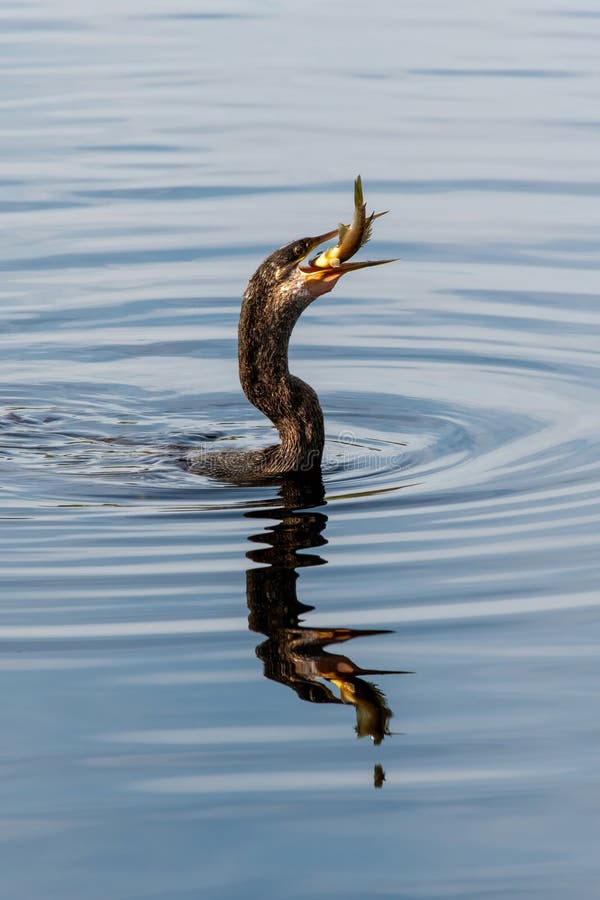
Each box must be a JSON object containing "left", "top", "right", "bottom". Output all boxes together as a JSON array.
[{"left": 300, "top": 256, "right": 397, "bottom": 296}]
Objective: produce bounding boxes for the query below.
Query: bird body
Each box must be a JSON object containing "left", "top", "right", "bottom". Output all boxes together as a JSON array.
[{"left": 237, "top": 264, "right": 325, "bottom": 476}]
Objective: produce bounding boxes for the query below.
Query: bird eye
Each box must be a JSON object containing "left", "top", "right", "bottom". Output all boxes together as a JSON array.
[{"left": 293, "top": 243, "right": 306, "bottom": 259}]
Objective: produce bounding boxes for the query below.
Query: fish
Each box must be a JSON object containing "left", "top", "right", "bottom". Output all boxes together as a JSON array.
[{"left": 311, "top": 175, "right": 388, "bottom": 269}]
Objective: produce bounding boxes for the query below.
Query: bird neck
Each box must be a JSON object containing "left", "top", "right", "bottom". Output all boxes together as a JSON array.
[{"left": 238, "top": 271, "right": 324, "bottom": 473}]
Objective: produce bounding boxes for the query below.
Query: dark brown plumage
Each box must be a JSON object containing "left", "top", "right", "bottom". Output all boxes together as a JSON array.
[
  {"left": 237, "top": 239, "right": 328, "bottom": 476},
  {"left": 188, "top": 235, "right": 335, "bottom": 480}
]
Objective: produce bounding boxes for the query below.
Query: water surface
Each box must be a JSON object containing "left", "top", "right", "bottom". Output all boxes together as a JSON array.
[{"left": 2, "top": 1, "right": 600, "bottom": 898}]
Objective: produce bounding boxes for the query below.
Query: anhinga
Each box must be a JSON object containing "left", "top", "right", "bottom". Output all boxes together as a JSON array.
[{"left": 188, "top": 177, "right": 393, "bottom": 480}]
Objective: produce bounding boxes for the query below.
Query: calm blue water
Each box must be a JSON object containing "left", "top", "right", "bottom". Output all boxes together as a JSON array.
[{"left": 2, "top": 1, "right": 600, "bottom": 897}]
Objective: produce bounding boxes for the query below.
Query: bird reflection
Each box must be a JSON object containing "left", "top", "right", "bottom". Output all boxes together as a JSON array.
[{"left": 244, "top": 476, "right": 410, "bottom": 746}]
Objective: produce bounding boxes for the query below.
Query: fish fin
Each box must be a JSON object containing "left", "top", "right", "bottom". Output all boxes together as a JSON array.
[
  {"left": 337, "top": 222, "right": 349, "bottom": 243},
  {"left": 360, "top": 211, "right": 376, "bottom": 248}
]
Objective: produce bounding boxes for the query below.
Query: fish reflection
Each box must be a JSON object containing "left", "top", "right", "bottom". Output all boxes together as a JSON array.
[{"left": 245, "top": 477, "right": 410, "bottom": 746}]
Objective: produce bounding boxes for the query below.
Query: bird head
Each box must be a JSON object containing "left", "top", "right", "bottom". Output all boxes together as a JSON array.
[{"left": 255, "top": 228, "right": 394, "bottom": 302}]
